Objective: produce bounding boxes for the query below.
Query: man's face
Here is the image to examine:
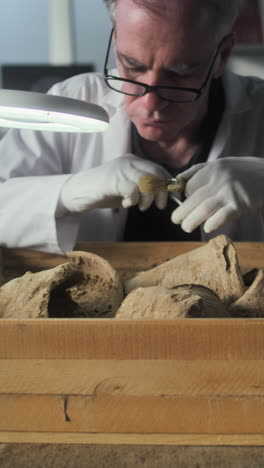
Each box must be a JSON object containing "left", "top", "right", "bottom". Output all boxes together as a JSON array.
[{"left": 114, "top": 0, "right": 227, "bottom": 145}]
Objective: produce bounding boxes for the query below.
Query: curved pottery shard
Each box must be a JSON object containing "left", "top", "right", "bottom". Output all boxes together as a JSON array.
[
  {"left": 115, "top": 284, "right": 229, "bottom": 319},
  {"left": 229, "top": 268, "right": 264, "bottom": 317},
  {"left": 125, "top": 235, "right": 245, "bottom": 306},
  {"left": 0, "top": 262, "right": 82, "bottom": 318},
  {"left": 0, "top": 251, "right": 124, "bottom": 319},
  {"left": 66, "top": 251, "right": 124, "bottom": 318}
]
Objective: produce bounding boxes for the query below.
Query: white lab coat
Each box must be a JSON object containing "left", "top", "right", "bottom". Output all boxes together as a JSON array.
[{"left": 1, "top": 70, "right": 264, "bottom": 254}]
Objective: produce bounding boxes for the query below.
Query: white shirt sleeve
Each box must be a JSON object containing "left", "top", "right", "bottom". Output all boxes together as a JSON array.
[{"left": 0, "top": 124, "right": 80, "bottom": 254}]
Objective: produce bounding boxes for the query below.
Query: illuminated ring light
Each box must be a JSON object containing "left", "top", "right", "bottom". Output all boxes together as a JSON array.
[{"left": 0, "top": 89, "right": 109, "bottom": 133}]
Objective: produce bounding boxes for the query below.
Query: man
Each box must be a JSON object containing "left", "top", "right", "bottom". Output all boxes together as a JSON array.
[{"left": 0, "top": 0, "right": 263, "bottom": 254}]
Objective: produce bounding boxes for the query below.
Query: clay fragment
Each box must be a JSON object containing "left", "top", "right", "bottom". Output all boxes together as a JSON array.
[
  {"left": 115, "top": 284, "right": 229, "bottom": 319},
  {"left": 229, "top": 268, "right": 264, "bottom": 317},
  {"left": 0, "top": 251, "right": 124, "bottom": 319},
  {"left": 0, "top": 262, "right": 82, "bottom": 318},
  {"left": 125, "top": 235, "right": 245, "bottom": 306},
  {"left": 66, "top": 250, "right": 124, "bottom": 318}
]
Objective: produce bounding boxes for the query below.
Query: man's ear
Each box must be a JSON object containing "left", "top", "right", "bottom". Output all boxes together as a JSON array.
[{"left": 213, "top": 33, "right": 235, "bottom": 79}]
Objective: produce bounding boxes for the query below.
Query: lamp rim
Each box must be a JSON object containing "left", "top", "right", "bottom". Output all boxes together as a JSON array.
[{"left": 0, "top": 89, "right": 109, "bottom": 133}]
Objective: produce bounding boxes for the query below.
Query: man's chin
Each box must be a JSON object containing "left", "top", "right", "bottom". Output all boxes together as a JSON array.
[{"left": 136, "top": 123, "right": 173, "bottom": 142}]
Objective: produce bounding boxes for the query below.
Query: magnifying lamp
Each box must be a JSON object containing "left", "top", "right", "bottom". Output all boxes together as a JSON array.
[{"left": 0, "top": 89, "right": 109, "bottom": 133}]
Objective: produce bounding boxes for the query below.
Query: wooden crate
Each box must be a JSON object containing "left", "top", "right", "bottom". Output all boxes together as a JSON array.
[{"left": 1, "top": 241, "right": 264, "bottom": 446}]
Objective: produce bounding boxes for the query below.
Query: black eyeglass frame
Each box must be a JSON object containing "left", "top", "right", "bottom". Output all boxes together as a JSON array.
[{"left": 104, "top": 28, "right": 230, "bottom": 103}]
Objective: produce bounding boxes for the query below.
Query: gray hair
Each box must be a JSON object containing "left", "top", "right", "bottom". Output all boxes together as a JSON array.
[{"left": 103, "top": 0, "right": 244, "bottom": 41}]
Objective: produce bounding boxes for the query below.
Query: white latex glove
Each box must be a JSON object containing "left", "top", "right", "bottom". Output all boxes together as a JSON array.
[
  {"left": 57, "top": 154, "right": 170, "bottom": 216},
  {"left": 171, "top": 157, "right": 264, "bottom": 233}
]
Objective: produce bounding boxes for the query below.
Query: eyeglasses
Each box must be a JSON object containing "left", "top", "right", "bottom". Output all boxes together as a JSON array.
[{"left": 104, "top": 29, "right": 229, "bottom": 103}]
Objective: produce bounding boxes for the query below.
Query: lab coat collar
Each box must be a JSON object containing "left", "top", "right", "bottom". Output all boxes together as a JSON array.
[
  {"left": 102, "top": 68, "right": 126, "bottom": 110},
  {"left": 222, "top": 70, "right": 251, "bottom": 114},
  {"left": 101, "top": 71, "right": 132, "bottom": 157},
  {"left": 103, "top": 86, "right": 125, "bottom": 110},
  {"left": 207, "top": 70, "right": 252, "bottom": 162}
]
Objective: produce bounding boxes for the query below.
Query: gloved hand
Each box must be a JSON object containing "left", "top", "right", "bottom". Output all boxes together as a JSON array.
[
  {"left": 56, "top": 153, "right": 170, "bottom": 216},
  {"left": 171, "top": 157, "right": 264, "bottom": 233}
]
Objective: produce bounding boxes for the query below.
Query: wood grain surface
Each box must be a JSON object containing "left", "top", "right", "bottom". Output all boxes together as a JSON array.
[{"left": 2, "top": 241, "right": 264, "bottom": 279}]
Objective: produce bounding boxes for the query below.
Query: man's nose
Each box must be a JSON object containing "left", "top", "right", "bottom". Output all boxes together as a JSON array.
[
  {"left": 138, "top": 71, "right": 169, "bottom": 111},
  {"left": 139, "top": 88, "right": 169, "bottom": 112}
]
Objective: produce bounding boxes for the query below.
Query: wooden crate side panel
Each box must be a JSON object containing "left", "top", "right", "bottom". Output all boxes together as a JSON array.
[
  {"left": 1, "top": 393, "right": 264, "bottom": 434},
  {"left": 3, "top": 432, "right": 264, "bottom": 446},
  {"left": 3, "top": 241, "right": 263, "bottom": 274},
  {"left": 1, "top": 359, "right": 264, "bottom": 397},
  {"left": 2, "top": 243, "right": 202, "bottom": 275},
  {"left": 1, "top": 319, "right": 264, "bottom": 360},
  {"left": 1, "top": 359, "right": 264, "bottom": 435}
]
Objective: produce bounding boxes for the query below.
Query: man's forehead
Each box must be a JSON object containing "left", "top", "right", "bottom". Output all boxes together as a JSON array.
[
  {"left": 132, "top": 0, "right": 179, "bottom": 16},
  {"left": 118, "top": 48, "right": 205, "bottom": 71},
  {"left": 115, "top": 0, "right": 215, "bottom": 61},
  {"left": 115, "top": 0, "right": 213, "bottom": 36},
  {"left": 118, "top": 0, "right": 205, "bottom": 18}
]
